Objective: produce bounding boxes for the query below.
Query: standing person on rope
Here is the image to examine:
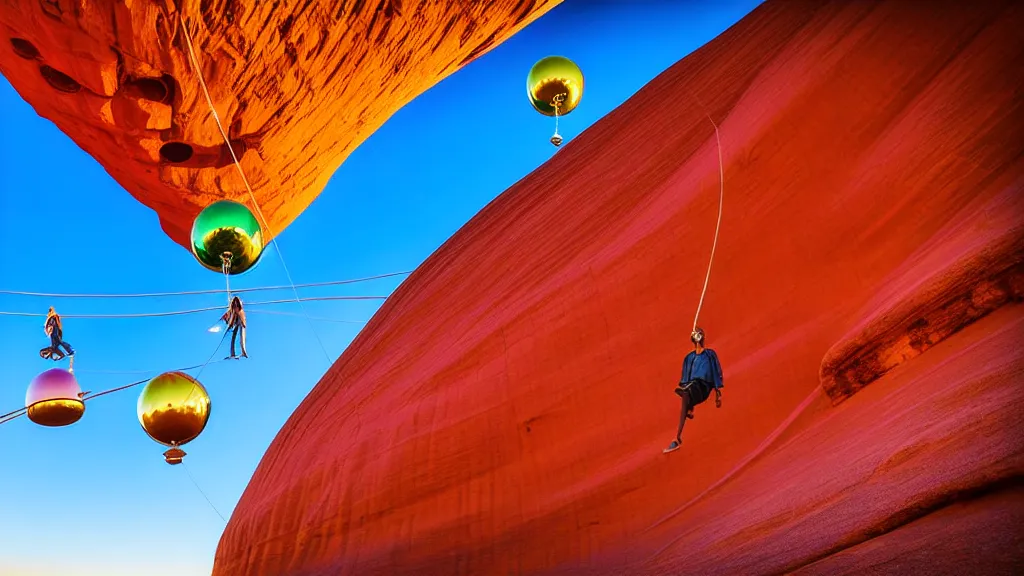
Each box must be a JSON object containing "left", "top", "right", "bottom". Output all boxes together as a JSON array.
[
  {"left": 42, "top": 306, "right": 76, "bottom": 369},
  {"left": 220, "top": 296, "right": 248, "bottom": 359},
  {"left": 663, "top": 327, "right": 723, "bottom": 454}
]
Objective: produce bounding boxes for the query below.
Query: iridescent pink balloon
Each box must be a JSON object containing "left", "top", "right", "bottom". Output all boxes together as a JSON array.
[{"left": 25, "top": 368, "right": 84, "bottom": 427}]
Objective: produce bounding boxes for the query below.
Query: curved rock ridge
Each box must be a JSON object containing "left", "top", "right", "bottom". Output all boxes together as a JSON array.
[
  {"left": 0, "top": 0, "right": 559, "bottom": 245},
  {"left": 820, "top": 188, "right": 1024, "bottom": 404}
]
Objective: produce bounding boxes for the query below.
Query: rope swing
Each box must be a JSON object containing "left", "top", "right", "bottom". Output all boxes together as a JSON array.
[{"left": 692, "top": 115, "right": 724, "bottom": 333}]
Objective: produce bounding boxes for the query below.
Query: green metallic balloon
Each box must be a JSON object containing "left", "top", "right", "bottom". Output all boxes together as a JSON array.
[
  {"left": 527, "top": 56, "right": 584, "bottom": 117},
  {"left": 190, "top": 200, "right": 264, "bottom": 275}
]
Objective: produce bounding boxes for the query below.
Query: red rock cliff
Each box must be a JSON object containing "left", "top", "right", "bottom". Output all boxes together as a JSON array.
[
  {"left": 0, "top": 0, "right": 558, "bottom": 246},
  {"left": 214, "top": 1, "right": 1024, "bottom": 574}
]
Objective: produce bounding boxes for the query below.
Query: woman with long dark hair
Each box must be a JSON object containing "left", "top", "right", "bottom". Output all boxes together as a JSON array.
[{"left": 220, "top": 296, "right": 248, "bottom": 359}]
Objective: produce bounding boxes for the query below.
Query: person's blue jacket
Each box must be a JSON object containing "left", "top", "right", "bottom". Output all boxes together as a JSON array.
[{"left": 680, "top": 349, "right": 724, "bottom": 389}]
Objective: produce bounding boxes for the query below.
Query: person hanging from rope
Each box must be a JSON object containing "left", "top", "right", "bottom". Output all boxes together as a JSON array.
[
  {"left": 663, "top": 327, "right": 723, "bottom": 454},
  {"left": 41, "top": 306, "right": 76, "bottom": 369},
  {"left": 220, "top": 296, "right": 248, "bottom": 359}
]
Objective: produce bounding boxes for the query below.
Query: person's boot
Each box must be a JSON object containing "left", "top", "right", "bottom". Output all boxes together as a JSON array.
[{"left": 663, "top": 439, "right": 681, "bottom": 454}]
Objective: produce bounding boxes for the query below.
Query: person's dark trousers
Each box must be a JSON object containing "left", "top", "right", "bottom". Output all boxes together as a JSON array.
[{"left": 51, "top": 334, "right": 74, "bottom": 355}]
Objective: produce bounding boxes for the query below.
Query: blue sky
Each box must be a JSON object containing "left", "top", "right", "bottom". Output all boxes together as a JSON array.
[{"left": 0, "top": 2, "right": 760, "bottom": 574}]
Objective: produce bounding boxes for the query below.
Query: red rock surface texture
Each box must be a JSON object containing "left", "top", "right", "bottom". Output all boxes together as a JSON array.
[
  {"left": 0, "top": 0, "right": 559, "bottom": 246},
  {"left": 202, "top": 0, "right": 1021, "bottom": 574}
]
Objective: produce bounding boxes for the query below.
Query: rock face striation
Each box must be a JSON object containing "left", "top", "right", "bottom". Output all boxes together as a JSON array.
[
  {"left": 0, "top": 0, "right": 559, "bottom": 245},
  {"left": 210, "top": 0, "right": 1024, "bottom": 573}
]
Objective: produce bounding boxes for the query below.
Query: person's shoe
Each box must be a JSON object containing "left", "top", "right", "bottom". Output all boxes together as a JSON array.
[
  {"left": 674, "top": 386, "right": 686, "bottom": 398},
  {"left": 686, "top": 409, "right": 694, "bottom": 420},
  {"left": 241, "top": 353, "right": 248, "bottom": 358},
  {"left": 662, "top": 439, "right": 681, "bottom": 454}
]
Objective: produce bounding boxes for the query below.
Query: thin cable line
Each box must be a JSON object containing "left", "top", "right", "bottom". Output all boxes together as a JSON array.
[
  {"left": 178, "top": 15, "right": 333, "bottom": 366},
  {"left": 182, "top": 460, "right": 227, "bottom": 523},
  {"left": 80, "top": 359, "right": 227, "bottom": 402},
  {"left": 80, "top": 376, "right": 153, "bottom": 402},
  {"left": 75, "top": 367, "right": 166, "bottom": 375},
  {"left": 193, "top": 327, "right": 229, "bottom": 381},
  {"left": 177, "top": 330, "right": 231, "bottom": 524},
  {"left": 0, "top": 295, "right": 387, "bottom": 318},
  {"left": 0, "top": 411, "right": 25, "bottom": 425},
  {"left": 0, "top": 406, "right": 27, "bottom": 421},
  {"left": 0, "top": 271, "right": 411, "bottom": 299},
  {"left": 63, "top": 315, "right": 364, "bottom": 377},
  {"left": 175, "top": 314, "right": 232, "bottom": 418},
  {"left": 247, "top": 309, "right": 367, "bottom": 324}
]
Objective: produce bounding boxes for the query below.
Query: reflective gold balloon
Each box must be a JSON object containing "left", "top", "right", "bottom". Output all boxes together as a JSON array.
[
  {"left": 25, "top": 368, "right": 84, "bottom": 427},
  {"left": 137, "top": 371, "right": 211, "bottom": 453},
  {"left": 191, "top": 200, "right": 265, "bottom": 275},
  {"left": 527, "top": 56, "right": 584, "bottom": 117}
]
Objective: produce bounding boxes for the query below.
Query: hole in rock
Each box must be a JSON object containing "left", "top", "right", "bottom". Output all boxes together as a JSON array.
[
  {"left": 160, "top": 142, "right": 194, "bottom": 163},
  {"left": 10, "top": 38, "right": 40, "bottom": 59},
  {"left": 126, "top": 76, "right": 172, "bottom": 104},
  {"left": 39, "top": 65, "right": 80, "bottom": 93},
  {"left": 39, "top": 0, "right": 62, "bottom": 21}
]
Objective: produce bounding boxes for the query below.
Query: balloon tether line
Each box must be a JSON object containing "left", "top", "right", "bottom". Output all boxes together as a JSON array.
[
  {"left": 179, "top": 319, "right": 230, "bottom": 408},
  {"left": 551, "top": 93, "right": 566, "bottom": 145},
  {"left": 182, "top": 460, "right": 227, "bottom": 523},
  {"left": 177, "top": 14, "right": 333, "bottom": 366},
  {"left": 221, "top": 253, "right": 232, "bottom": 305}
]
